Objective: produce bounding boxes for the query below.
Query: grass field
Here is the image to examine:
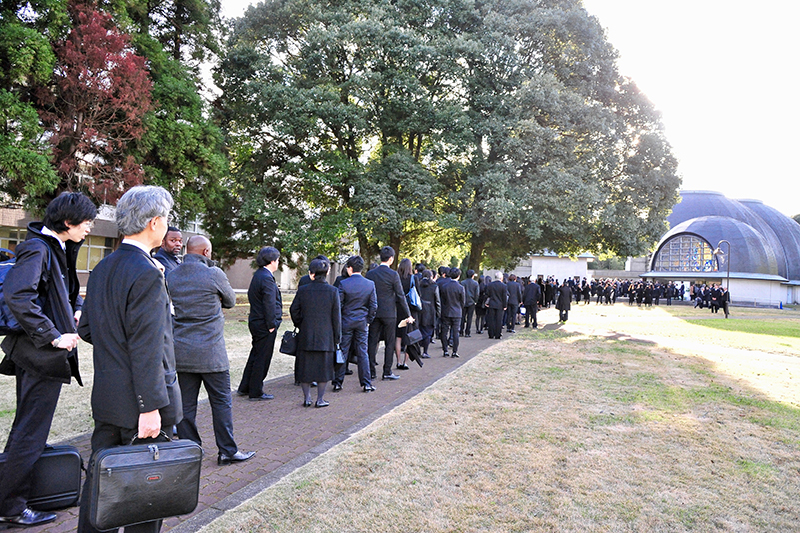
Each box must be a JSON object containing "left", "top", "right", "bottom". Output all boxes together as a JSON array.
[{"left": 198, "top": 304, "right": 800, "bottom": 532}]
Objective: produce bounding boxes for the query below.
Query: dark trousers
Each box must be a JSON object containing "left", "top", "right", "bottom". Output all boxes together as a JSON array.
[
  {"left": 475, "top": 307, "right": 486, "bottom": 333},
  {"left": 238, "top": 326, "right": 278, "bottom": 398},
  {"left": 336, "top": 324, "right": 370, "bottom": 387},
  {"left": 419, "top": 324, "right": 434, "bottom": 355},
  {"left": 487, "top": 308, "right": 504, "bottom": 338},
  {"left": 460, "top": 305, "right": 475, "bottom": 335},
  {"left": 440, "top": 316, "right": 461, "bottom": 354},
  {"left": 0, "top": 366, "right": 62, "bottom": 516},
  {"left": 368, "top": 317, "right": 396, "bottom": 377},
  {"left": 506, "top": 304, "right": 519, "bottom": 330},
  {"left": 524, "top": 305, "right": 538, "bottom": 328},
  {"left": 559, "top": 309, "right": 569, "bottom": 322},
  {"left": 177, "top": 371, "right": 236, "bottom": 457},
  {"left": 78, "top": 422, "right": 173, "bottom": 533}
]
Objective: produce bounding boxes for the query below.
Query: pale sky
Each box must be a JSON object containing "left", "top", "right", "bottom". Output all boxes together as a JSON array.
[{"left": 221, "top": 1, "right": 800, "bottom": 217}]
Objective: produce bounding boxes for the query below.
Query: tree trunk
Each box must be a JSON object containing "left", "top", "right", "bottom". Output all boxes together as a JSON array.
[
  {"left": 468, "top": 236, "right": 484, "bottom": 273},
  {"left": 389, "top": 233, "right": 402, "bottom": 268}
]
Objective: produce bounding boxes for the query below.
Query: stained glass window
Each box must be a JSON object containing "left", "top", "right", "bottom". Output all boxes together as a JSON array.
[{"left": 653, "top": 235, "right": 718, "bottom": 272}]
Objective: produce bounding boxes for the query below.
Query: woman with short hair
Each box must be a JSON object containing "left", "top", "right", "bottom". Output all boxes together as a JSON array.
[{"left": 290, "top": 258, "right": 341, "bottom": 407}]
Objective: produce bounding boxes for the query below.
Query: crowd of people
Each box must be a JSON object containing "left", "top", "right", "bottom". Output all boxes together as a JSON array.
[{"left": 0, "top": 184, "right": 729, "bottom": 530}]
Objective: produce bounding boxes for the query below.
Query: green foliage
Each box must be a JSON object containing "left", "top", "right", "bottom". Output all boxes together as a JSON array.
[
  {"left": 216, "top": 0, "right": 680, "bottom": 268},
  {"left": 0, "top": 0, "right": 67, "bottom": 208}
]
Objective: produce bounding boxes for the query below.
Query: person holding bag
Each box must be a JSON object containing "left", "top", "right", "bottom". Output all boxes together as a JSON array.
[
  {"left": 289, "top": 258, "right": 341, "bottom": 408},
  {"left": 0, "top": 192, "right": 96, "bottom": 528}
]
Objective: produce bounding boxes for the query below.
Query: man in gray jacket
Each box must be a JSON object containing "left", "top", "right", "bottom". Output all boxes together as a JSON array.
[{"left": 167, "top": 235, "right": 254, "bottom": 466}]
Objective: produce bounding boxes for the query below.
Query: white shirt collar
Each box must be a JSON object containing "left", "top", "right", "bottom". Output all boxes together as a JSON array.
[
  {"left": 123, "top": 238, "right": 165, "bottom": 273},
  {"left": 40, "top": 226, "right": 66, "bottom": 251}
]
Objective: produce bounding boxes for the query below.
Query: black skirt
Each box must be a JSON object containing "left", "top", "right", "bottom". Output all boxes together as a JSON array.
[{"left": 294, "top": 350, "right": 334, "bottom": 383}]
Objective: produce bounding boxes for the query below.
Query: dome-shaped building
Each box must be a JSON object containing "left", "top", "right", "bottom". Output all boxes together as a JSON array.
[{"left": 643, "top": 190, "right": 800, "bottom": 306}]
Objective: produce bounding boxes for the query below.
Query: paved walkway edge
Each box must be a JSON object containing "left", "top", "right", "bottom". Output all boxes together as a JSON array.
[{"left": 170, "top": 347, "right": 488, "bottom": 533}]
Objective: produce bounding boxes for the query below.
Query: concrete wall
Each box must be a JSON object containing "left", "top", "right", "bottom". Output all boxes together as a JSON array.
[{"left": 484, "top": 255, "right": 590, "bottom": 282}]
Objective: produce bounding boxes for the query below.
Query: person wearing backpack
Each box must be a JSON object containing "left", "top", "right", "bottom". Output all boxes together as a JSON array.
[{"left": 0, "top": 192, "right": 96, "bottom": 527}]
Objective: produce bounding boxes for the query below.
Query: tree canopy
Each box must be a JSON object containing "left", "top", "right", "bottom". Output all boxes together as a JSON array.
[{"left": 213, "top": 0, "right": 680, "bottom": 268}]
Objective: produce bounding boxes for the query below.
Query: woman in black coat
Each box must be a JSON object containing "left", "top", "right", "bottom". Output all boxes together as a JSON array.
[{"left": 289, "top": 258, "right": 341, "bottom": 407}]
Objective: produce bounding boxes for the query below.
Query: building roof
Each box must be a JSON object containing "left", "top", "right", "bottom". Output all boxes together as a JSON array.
[{"left": 654, "top": 190, "right": 800, "bottom": 281}]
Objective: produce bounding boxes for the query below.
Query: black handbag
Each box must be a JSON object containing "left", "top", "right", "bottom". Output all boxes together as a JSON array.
[
  {"left": 87, "top": 433, "right": 203, "bottom": 531},
  {"left": 279, "top": 328, "right": 298, "bottom": 356}
]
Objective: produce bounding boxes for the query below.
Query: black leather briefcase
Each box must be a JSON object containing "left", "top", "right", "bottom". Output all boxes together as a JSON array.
[
  {"left": 87, "top": 436, "right": 203, "bottom": 531},
  {"left": 0, "top": 444, "right": 82, "bottom": 511}
]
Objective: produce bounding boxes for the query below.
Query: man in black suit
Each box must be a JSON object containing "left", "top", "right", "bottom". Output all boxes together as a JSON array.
[
  {"left": 77, "top": 186, "right": 182, "bottom": 533},
  {"left": 439, "top": 268, "right": 466, "bottom": 357},
  {"left": 460, "top": 269, "right": 479, "bottom": 337},
  {"left": 334, "top": 256, "right": 377, "bottom": 392},
  {"left": 486, "top": 272, "right": 508, "bottom": 339},
  {"left": 0, "top": 192, "right": 96, "bottom": 528},
  {"left": 237, "top": 246, "right": 282, "bottom": 400},
  {"left": 365, "top": 246, "right": 412, "bottom": 381},
  {"left": 523, "top": 278, "right": 541, "bottom": 328},
  {"left": 152, "top": 226, "right": 182, "bottom": 274},
  {"left": 434, "top": 266, "right": 449, "bottom": 341},
  {"left": 506, "top": 274, "right": 523, "bottom": 333}
]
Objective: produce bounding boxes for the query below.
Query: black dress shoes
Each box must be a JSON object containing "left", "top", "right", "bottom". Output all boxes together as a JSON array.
[
  {"left": 344, "top": 369, "right": 354, "bottom": 375},
  {"left": 451, "top": 353, "right": 460, "bottom": 358},
  {"left": 315, "top": 400, "right": 330, "bottom": 408},
  {"left": 421, "top": 353, "right": 431, "bottom": 359},
  {"left": 0, "top": 508, "right": 57, "bottom": 527},
  {"left": 249, "top": 393, "right": 274, "bottom": 401},
  {"left": 303, "top": 400, "right": 312, "bottom": 407},
  {"left": 396, "top": 364, "right": 409, "bottom": 370},
  {"left": 363, "top": 384, "right": 375, "bottom": 392},
  {"left": 332, "top": 383, "right": 343, "bottom": 392},
  {"left": 381, "top": 373, "right": 400, "bottom": 380},
  {"left": 218, "top": 450, "right": 256, "bottom": 466}
]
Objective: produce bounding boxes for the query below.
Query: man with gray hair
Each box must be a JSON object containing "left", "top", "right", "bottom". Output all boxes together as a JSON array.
[{"left": 77, "top": 185, "right": 183, "bottom": 533}]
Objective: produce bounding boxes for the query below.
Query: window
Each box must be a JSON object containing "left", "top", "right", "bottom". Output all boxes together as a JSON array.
[
  {"left": 76, "top": 235, "right": 115, "bottom": 271},
  {"left": 653, "top": 235, "right": 718, "bottom": 272},
  {"left": 0, "top": 227, "right": 27, "bottom": 254}
]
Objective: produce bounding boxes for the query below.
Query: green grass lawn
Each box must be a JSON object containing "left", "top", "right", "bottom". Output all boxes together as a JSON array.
[{"left": 683, "top": 318, "right": 800, "bottom": 338}]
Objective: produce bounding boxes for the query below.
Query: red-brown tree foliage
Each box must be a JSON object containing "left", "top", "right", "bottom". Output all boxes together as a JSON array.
[{"left": 38, "top": 0, "right": 152, "bottom": 203}]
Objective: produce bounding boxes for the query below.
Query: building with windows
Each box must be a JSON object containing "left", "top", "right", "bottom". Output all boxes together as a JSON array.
[{"left": 642, "top": 190, "right": 800, "bottom": 307}]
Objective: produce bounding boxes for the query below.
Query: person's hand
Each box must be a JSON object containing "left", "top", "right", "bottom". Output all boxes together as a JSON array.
[
  {"left": 55, "top": 333, "right": 81, "bottom": 350},
  {"left": 406, "top": 316, "right": 415, "bottom": 324},
  {"left": 138, "top": 410, "right": 161, "bottom": 439},
  {"left": 73, "top": 310, "right": 82, "bottom": 325},
  {"left": 269, "top": 327, "right": 275, "bottom": 333}
]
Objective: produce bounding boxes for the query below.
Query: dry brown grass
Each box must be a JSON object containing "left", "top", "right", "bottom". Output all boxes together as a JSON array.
[{"left": 199, "top": 305, "right": 800, "bottom": 533}]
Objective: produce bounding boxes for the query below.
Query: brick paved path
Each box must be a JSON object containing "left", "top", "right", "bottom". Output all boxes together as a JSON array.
[{"left": 27, "top": 332, "right": 499, "bottom": 533}]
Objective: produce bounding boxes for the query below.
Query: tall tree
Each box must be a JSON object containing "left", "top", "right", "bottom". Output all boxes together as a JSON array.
[
  {"left": 0, "top": 0, "right": 67, "bottom": 209},
  {"left": 216, "top": 0, "right": 680, "bottom": 268},
  {"left": 103, "top": 0, "right": 229, "bottom": 224},
  {"left": 37, "top": 0, "right": 152, "bottom": 203}
]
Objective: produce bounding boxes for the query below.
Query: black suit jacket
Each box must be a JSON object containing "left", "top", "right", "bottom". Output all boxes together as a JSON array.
[
  {"left": 78, "top": 244, "right": 181, "bottom": 429},
  {"left": 365, "top": 264, "right": 410, "bottom": 320},
  {"left": 248, "top": 267, "right": 282, "bottom": 334},
  {"left": 507, "top": 280, "right": 523, "bottom": 306},
  {"left": 290, "top": 279, "right": 341, "bottom": 351},
  {"left": 461, "top": 278, "right": 479, "bottom": 307},
  {"left": 439, "top": 278, "right": 466, "bottom": 318},
  {"left": 523, "top": 282, "right": 540, "bottom": 307},
  {"left": 487, "top": 280, "right": 508, "bottom": 310},
  {"left": 338, "top": 273, "right": 377, "bottom": 329}
]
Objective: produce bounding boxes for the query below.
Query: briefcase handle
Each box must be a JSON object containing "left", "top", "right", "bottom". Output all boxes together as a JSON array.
[{"left": 129, "top": 431, "right": 172, "bottom": 445}]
